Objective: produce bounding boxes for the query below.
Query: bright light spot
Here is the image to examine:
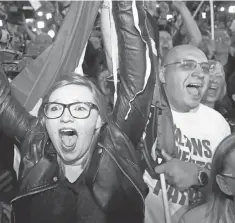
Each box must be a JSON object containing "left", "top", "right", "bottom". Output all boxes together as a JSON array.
[
  {"left": 166, "top": 14, "right": 173, "bottom": 20},
  {"left": 48, "top": 30, "right": 55, "bottom": 38},
  {"left": 32, "top": 28, "right": 37, "bottom": 32},
  {"left": 37, "top": 21, "right": 45, "bottom": 29},
  {"left": 229, "top": 6, "right": 235, "bottom": 13},
  {"left": 37, "top": 11, "right": 43, "bottom": 16},
  {"left": 46, "top": 13, "right": 52, "bottom": 20},
  {"left": 23, "top": 6, "right": 33, "bottom": 10},
  {"left": 0, "top": 20, "right": 2, "bottom": 27},
  {"left": 202, "top": 12, "right": 206, "bottom": 19},
  {"left": 26, "top": 18, "right": 34, "bottom": 23},
  {"left": 220, "top": 7, "right": 225, "bottom": 12},
  {"left": 156, "top": 4, "right": 159, "bottom": 8}
]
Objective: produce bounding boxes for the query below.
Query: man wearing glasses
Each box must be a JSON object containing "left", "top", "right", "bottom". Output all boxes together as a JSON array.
[{"left": 144, "top": 45, "right": 231, "bottom": 223}]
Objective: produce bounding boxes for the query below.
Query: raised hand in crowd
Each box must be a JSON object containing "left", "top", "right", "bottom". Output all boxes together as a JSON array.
[{"left": 172, "top": 0, "right": 202, "bottom": 46}]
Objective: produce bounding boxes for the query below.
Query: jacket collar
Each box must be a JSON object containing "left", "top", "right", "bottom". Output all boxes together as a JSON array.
[{"left": 12, "top": 140, "right": 60, "bottom": 203}]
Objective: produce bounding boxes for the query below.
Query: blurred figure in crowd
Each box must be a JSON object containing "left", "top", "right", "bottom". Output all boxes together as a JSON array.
[
  {"left": 180, "top": 133, "right": 235, "bottom": 223},
  {"left": 202, "top": 60, "right": 226, "bottom": 109},
  {"left": 23, "top": 21, "right": 53, "bottom": 58},
  {"left": 201, "top": 28, "right": 234, "bottom": 81},
  {"left": 201, "top": 60, "right": 235, "bottom": 131},
  {"left": 214, "top": 29, "right": 232, "bottom": 66},
  {"left": 145, "top": 1, "right": 202, "bottom": 60}
]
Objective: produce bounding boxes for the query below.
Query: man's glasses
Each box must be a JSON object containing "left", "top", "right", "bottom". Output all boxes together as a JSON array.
[
  {"left": 43, "top": 102, "right": 99, "bottom": 119},
  {"left": 164, "top": 60, "right": 210, "bottom": 74}
]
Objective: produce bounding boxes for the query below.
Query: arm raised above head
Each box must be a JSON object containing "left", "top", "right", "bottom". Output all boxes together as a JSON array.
[
  {"left": 173, "top": 1, "right": 202, "bottom": 46},
  {"left": 0, "top": 69, "right": 32, "bottom": 142},
  {"left": 111, "top": 0, "right": 158, "bottom": 146}
]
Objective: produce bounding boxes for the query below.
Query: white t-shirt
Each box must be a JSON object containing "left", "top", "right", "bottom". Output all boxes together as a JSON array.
[{"left": 144, "top": 104, "right": 231, "bottom": 223}]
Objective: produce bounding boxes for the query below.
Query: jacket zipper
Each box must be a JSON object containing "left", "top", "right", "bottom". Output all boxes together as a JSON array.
[
  {"left": 99, "top": 144, "right": 145, "bottom": 214},
  {"left": 11, "top": 184, "right": 58, "bottom": 203}
]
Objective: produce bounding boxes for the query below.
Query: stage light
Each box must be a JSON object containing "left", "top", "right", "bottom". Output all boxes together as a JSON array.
[
  {"left": 37, "top": 11, "right": 43, "bottom": 16},
  {"left": 23, "top": 6, "right": 33, "bottom": 10},
  {"left": 46, "top": 13, "right": 52, "bottom": 20},
  {"left": 37, "top": 21, "right": 45, "bottom": 29},
  {"left": 229, "top": 6, "right": 235, "bottom": 13},
  {"left": 220, "top": 7, "right": 225, "bottom": 12},
  {"left": 26, "top": 19, "right": 34, "bottom": 23},
  {"left": 156, "top": 4, "right": 159, "bottom": 8},
  {"left": 166, "top": 14, "right": 173, "bottom": 20},
  {"left": 48, "top": 30, "right": 55, "bottom": 38},
  {"left": 202, "top": 12, "right": 206, "bottom": 19},
  {"left": 0, "top": 20, "right": 2, "bottom": 27}
]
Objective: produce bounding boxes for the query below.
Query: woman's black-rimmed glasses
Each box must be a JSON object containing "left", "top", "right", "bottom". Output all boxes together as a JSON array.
[{"left": 43, "top": 102, "right": 99, "bottom": 119}]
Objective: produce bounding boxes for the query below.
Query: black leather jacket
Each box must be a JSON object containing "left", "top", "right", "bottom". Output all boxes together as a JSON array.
[{"left": 0, "top": 1, "right": 156, "bottom": 223}]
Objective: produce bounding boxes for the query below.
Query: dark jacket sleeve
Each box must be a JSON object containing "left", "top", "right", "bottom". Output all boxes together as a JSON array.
[
  {"left": 112, "top": 1, "right": 157, "bottom": 147},
  {"left": 0, "top": 69, "right": 32, "bottom": 142}
]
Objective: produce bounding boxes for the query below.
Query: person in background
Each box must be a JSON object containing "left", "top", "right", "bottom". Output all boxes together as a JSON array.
[
  {"left": 201, "top": 28, "right": 235, "bottom": 82},
  {"left": 202, "top": 60, "right": 226, "bottom": 109},
  {"left": 22, "top": 18, "right": 52, "bottom": 58},
  {"left": 213, "top": 28, "right": 234, "bottom": 78},
  {"left": 180, "top": 133, "right": 235, "bottom": 223},
  {"left": 156, "top": 1, "right": 202, "bottom": 59},
  {"left": 201, "top": 60, "right": 235, "bottom": 131}
]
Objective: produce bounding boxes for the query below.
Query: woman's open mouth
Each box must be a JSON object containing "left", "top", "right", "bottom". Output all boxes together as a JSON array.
[
  {"left": 207, "top": 85, "right": 218, "bottom": 96},
  {"left": 59, "top": 128, "right": 78, "bottom": 151}
]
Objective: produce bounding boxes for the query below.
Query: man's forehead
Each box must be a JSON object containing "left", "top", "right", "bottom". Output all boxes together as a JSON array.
[{"left": 164, "top": 46, "right": 207, "bottom": 64}]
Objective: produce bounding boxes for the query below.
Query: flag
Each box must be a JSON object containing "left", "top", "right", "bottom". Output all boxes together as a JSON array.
[{"left": 11, "top": 1, "right": 101, "bottom": 111}]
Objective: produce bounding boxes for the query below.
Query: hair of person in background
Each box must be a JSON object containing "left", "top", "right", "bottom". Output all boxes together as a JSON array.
[
  {"left": 205, "top": 133, "right": 235, "bottom": 223},
  {"left": 213, "top": 28, "right": 232, "bottom": 66}
]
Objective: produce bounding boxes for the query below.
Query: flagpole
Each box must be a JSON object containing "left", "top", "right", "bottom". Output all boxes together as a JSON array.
[
  {"left": 151, "top": 138, "right": 171, "bottom": 223},
  {"left": 108, "top": 0, "right": 118, "bottom": 106},
  {"left": 160, "top": 174, "right": 171, "bottom": 223},
  {"left": 209, "top": 0, "right": 215, "bottom": 40},
  {"left": 193, "top": 0, "right": 204, "bottom": 19}
]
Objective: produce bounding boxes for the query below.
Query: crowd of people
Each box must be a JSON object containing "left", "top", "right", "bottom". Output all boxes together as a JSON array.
[{"left": 0, "top": 1, "right": 235, "bottom": 223}]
